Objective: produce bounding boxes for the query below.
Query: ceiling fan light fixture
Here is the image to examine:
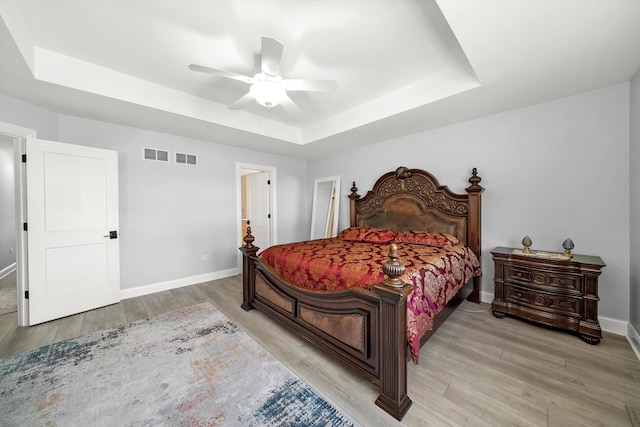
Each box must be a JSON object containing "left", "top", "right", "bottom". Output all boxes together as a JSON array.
[
  {"left": 190, "top": 38, "right": 336, "bottom": 113},
  {"left": 250, "top": 80, "right": 286, "bottom": 108}
]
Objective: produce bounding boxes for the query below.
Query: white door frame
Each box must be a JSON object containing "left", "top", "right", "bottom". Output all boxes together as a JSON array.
[
  {"left": 236, "top": 163, "right": 277, "bottom": 272},
  {"left": 0, "top": 121, "right": 36, "bottom": 326}
]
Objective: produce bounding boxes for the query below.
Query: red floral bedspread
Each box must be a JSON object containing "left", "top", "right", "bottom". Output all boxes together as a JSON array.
[{"left": 258, "top": 238, "right": 481, "bottom": 363}]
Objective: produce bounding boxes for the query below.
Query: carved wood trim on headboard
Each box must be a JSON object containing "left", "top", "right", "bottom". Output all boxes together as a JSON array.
[{"left": 349, "top": 167, "right": 483, "bottom": 259}]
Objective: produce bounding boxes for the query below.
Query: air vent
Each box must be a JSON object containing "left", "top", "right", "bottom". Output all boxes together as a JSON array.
[
  {"left": 143, "top": 148, "right": 169, "bottom": 162},
  {"left": 176, "top": 152, "right": 197, "bottom": 165}
]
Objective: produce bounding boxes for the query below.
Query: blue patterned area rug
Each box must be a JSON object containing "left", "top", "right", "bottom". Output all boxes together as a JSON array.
[{"left": 0, "top": 303, "right": 356, "bottom": 426}]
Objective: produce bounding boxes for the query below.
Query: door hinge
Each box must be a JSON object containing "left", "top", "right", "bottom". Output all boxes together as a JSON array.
[
  {"left": 24, "top": 291, "right": 29, "bottom": 299},
  {"left": 22, "top": 154, "right": 26, "bottom": 163},
  {"left": 267, "top": 180, "right": 271, "bottom": 185},
  {"left": 267, "top": 214, "right": 271, "bottom": 219},
  {"left": 23, "top": 223, "right": 27, "bottom": 231}
]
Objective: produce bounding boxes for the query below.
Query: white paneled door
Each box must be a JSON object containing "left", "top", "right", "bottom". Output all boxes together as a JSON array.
[
  {"left": 26, "top": 138, "right": 120, "bottom": 325},
  {"left": 245, "top": 171, "right": 271, "bottom": 251}
]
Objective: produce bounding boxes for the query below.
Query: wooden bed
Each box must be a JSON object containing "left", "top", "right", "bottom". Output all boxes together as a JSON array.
[{"left": 239, "top": 166, "right": 483, "bottom": 420}]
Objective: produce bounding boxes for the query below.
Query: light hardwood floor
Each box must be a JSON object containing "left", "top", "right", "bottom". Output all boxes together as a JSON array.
[{"left": 1, "top": 275, "right": 638, "bottom": 426}]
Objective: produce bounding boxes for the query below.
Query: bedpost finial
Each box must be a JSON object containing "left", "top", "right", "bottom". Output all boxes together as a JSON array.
[
  {"left": 466, "top": 168, "right": 482, "bottom": 192},
  {"left": 382, "top": 243, "right": 407, "bottom": 288},
  {"left": 349, "top": 181, "right": 359, "bottom": 200},
  {"left": 243, "top": 226, "right": 256, "bottom": 249}
]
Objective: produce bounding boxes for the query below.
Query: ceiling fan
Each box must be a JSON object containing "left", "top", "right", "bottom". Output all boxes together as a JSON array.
[{"left": 189, "top": 37, "right": 338, "bottom": 115}]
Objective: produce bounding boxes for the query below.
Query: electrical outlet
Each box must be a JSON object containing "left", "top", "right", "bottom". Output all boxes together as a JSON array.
[{"left": 201, "top": 254, "right": 209, "bottom": 260}]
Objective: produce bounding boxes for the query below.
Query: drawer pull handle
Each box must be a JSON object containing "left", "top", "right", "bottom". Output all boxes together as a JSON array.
[
  {"left": 516, "top": 292, "right": 522, "bottom": 298},
  {"left": 516, "top": 272, "right": 522, "bottom": 277},
  {"left": 560, "top": 280, "right": 565, "bottom": 285}
]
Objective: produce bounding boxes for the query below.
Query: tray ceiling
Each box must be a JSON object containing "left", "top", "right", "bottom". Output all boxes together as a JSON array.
[{"left": 1, "top": 0, "right": 639, "bottom": 159}]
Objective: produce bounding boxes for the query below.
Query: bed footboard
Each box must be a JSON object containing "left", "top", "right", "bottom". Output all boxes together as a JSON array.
[{"left": 240, "top": 231, "right": 413, "bottom": 420}]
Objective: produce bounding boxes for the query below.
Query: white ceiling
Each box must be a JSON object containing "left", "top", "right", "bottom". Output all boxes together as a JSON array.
[{"left": 1, "top": 0, "right": 639, "bottom": 159}]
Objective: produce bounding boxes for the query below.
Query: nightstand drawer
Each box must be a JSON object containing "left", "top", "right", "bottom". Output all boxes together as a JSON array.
[
  {"left": 505, "top": 264, "right": 581, "bottom": 295},
  {"left": 505, "top": 284, "right": 581, "bottom": 317}
]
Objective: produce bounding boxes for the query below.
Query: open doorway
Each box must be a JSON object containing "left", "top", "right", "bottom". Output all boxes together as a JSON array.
[
  {"left": 236, "top": 163, "right": 276, "bottom": 270},
  {"left": 0, "top": 133, "right": 17, "bottom": 316},
  {"left": 0, "top": 122, "right": 34, "bottom": 326}
]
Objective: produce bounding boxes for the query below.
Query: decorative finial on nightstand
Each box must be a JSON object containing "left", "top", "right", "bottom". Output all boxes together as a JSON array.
[
  {"left": 522, "top": 235, "right": 532, "bottom": 253},
  {"left": 562, "top": 238, "right": 574, "bottom": 257}
]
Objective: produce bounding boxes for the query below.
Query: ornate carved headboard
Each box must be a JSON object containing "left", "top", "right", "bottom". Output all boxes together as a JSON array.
[{"left": 349, "top": 167, "right": 483, "bottom": 258}]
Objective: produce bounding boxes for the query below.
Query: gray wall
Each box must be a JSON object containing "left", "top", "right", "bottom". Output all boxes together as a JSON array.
[
  {"left": 0, "top": 95, "right": 58, "bottom": 140},
  {"left": 630, "top": 69, "right": 639, "bottom": 335},
  {"left": 310, "top": 83, "right": 631, "bottom": 324},
  {"left": 0, "top": 134, "right": 15, "bottom": 271},
  {"left": 0, "top": 94, "right": 310, "bottom": 290}
]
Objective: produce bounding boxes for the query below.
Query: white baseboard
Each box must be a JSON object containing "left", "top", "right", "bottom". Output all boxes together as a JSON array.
[
  {"left": 120, "top": 268, "right": 238, "bottom": 300},
  {"left": 598, "top": 315, "right": 628, "bottom": 336},
  {"left": 480, "top": 290, "right": 493, "bottom": 304},
  {"left": 480, "top": 289, "right": 629, "bottom": 338},
  {"left": 0, "top": 263, "right": 16, "bottom": 280},
  {"left": 628, "top": 323, "right": 640, "bottom": 361}
]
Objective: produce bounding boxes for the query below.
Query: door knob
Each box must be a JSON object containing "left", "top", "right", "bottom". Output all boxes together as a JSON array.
[{"left": 104, "top": 231, "right": 118, "bottom": 239}]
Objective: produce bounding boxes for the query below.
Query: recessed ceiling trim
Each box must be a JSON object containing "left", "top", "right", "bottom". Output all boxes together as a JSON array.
[
  {"left": 303, "top": 60, "right": 481, "bottom": 143},
  {"left": 30, "top": 46, "right": 303, "bottom": 145}
]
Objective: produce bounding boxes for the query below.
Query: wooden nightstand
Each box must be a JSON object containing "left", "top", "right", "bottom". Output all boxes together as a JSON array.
[{"left": 491, "top": 247, "right": 606, "bottom": 344}]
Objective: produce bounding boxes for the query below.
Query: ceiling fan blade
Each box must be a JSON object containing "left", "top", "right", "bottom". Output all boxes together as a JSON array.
[
  {"left": 261, "top": 37, "right": 284, "bottom": 77},
  {"left": 228, "top": 92, "right": 255, "bottom": 110},
  {"left": 285, "top": 79, "right": 338, "bottom": 92},
  {"left": 279, "top": 94, "right": 303, "bottom": 116},
  {"left": 188, "top": 64, "right": 252, "bottom": 84}
]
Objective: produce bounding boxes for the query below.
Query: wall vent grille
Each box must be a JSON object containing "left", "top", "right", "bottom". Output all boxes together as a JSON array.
[
  {"left": 176, "top": 153, "right": 197, "bottom": 165},
  {"left": 143, "top": 148, "right": 169, "bottom": 162}
]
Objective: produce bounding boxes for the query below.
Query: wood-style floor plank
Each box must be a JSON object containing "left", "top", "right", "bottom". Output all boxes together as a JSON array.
[
  {"left": 627, "top": 405, "right": 640, "bottom": 427},
  {"left": 21, "top": 319, "right": 59, "bottom": 352},
  {"left": 52, "top": 312, "right": 84, "bottom": 343},
  {"left": 153, "top": 289, "right": 183, "bottom": 313},
  {"left": 105, "top": 301, "right": 128, "bottom": 330},
  {"left": 122, "top": 297, "right": 148, "bottom": 324},
  {"left": 443, "top": 381, "right": 545, "bottom": 427},
  {"left": 80, "top": 306, "right": 106, "bottom": 335},
  {"left": 0, "top": 320, "right": 34, "bottom": 357},
  {"left": 548, "top": 397, "right": 632, "bottom": 427},
  {"left": 140, "top": 293, "right": 166, "bottom": 319},
  {"left": 170, "top": 286, "right": 201, "bottom": 308},
  {"left": 1, "top": 275, "right": 638, "bottom": 427},
  {"left": 0, "top": 312, "right": 17, "bottom": 343}
]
